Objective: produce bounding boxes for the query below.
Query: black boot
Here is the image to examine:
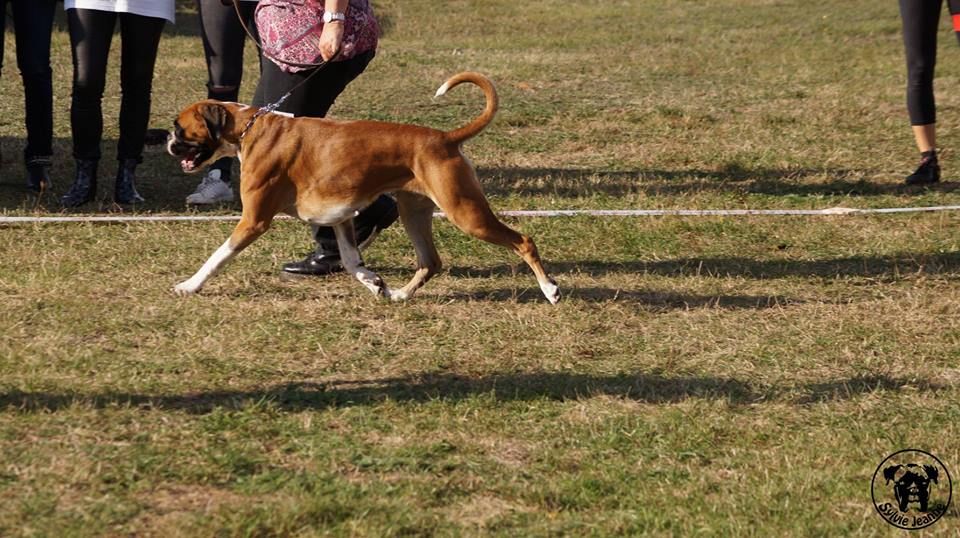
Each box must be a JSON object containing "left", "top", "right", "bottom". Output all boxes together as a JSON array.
[
  {"left": 26, "top": 162, "right": 52, "bottom": 193},
  {"left": 115, "top": 158, "right": 145, "bottom": 204},
  {"left": 905, "top": 150, "right": 940, "bottom": 185},
  {"left": 61, "top": 159, "right": 98, "bottom": 207},
  {"left": 282, "top": 195, "right": 400, "bottom": 276}
]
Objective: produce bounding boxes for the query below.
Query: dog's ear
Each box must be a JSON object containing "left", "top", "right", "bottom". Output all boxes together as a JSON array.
[
  {"left": 924, "top": 465, "right": 939, "bottom": 483},
  {"left": 200, "top": 103, "right": 228, "bottom": 142},
  {"left": 883, "top": 465, "right": 902, "bottom": 484}
]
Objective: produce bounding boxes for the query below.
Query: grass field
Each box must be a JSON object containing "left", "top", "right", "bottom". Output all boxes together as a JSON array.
[{"left": 2, "top": 0, "right": 960, "bottom": 535}]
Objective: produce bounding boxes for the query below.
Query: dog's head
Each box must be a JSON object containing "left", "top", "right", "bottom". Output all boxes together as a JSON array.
[
  {"left": 167, "top": 101, "right": 236, "bottom": 174},
  {"left": 884, "top": 464, "right": 938, "bottom": 499}
]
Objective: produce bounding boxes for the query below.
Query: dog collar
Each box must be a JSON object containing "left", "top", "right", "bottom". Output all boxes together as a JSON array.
[{"left": 239, "top": 92, "right": 294, "bottom": 145}]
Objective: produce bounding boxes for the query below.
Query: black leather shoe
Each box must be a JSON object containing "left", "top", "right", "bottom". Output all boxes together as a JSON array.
[
  {"left": 283, "top": 196, "right": 399, "bottom": 276},
  {"left": 115, "top": 158, "right": 145, "bottom": 204},
  {"left": 26, "top": 164, "right": 52, "bottom": 193},
  {"left": 61, "top": 159, "right": 98, "bottom": 207},
  {"left": 905, "top": 151, "right": 940, "bottom": 185},
  {"left": 281, "top": 252, "right": 344, "bottom": 276}
]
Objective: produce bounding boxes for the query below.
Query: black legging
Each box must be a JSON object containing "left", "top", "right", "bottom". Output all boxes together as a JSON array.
[
  {"left": 198, "top": 0, "right": 259, "bottom": 103},
  {"left": 899, "top": 0, "right": 960, "bottom": 125},
  {"left": 0, "top": 0, "right": 56, "bottom": 166},
  {"left": 67, "top": 8, "right": 165, "bottom": 162},
  {"left": 198, "top": 0, "right": 260, "bottom": 178}
]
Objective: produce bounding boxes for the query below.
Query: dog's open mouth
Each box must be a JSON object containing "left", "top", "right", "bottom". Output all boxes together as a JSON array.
[{"left": 180, "top": 147, "right": 210, "bottom": 173}]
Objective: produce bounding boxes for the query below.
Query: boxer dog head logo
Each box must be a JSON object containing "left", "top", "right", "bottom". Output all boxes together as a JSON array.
[
  {"left": 167, "top": 101, "right": 235, "bottom": 174},
  {"left": 871, "top": 449, "right": 951, "bottom": 530}
]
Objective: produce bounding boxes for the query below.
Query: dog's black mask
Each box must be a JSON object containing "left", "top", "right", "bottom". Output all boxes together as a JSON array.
[
  {"left": 884, "top": 464, "right": 939, "bottom": 512},
  {"left": 168, "top": 103, "right": 228, "bottom": 173}
]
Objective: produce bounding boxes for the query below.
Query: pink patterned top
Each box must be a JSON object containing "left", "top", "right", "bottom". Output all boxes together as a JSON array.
[{"left": 256, "top": 0, "right": 379, "bottom": 73}]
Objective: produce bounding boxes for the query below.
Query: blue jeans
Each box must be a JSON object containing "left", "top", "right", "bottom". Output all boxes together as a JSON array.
[{"left": 0, "top": 0, "right": 56, "bottom": 166}]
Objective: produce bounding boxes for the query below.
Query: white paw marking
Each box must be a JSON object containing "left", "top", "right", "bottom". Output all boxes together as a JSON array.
[
  {"left": 174, "top": 281, "right": 200, "bottom": 296},
  {"left": 541, "top": 279, "right": 561, "bottom": 304}
]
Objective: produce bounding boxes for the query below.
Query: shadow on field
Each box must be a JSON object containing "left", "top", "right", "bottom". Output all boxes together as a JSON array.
[
  {"left": 478, "top": 167, "right": 959, "bottom": 197},
  {"left": 444, "top": 287, "right": 799, "bottom": 309},
  {"left": 0, "top": 374, "right": 949, "bottom": 413},
  {"left": 0, "top": 136, "right": 212, "bottom": 212},
  {"left": 446, "top": 250, "right": 960, "bottom": 281}
]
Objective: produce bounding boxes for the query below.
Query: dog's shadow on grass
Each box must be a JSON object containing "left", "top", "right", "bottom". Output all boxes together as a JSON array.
[
  {"left": 0, "top": 374, "right": 948, "bottom": 413},
  {"left": 443, "top": 250, "right": 960, "bottom": 282},
  {"left": 442, "top": 287, "right": 799, "bottom": 309},
  {"left": 478, "top": 166, "right": 960, "bottom": 197}
]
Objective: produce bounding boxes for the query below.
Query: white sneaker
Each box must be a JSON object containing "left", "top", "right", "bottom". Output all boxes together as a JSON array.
[{"left": 186, "top": 169, "right": 235, "bottom": 204}]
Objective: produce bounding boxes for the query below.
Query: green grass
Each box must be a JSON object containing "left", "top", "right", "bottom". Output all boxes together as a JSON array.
[{"left": 2, "top": 0, "right": 960, "bottom": 536}]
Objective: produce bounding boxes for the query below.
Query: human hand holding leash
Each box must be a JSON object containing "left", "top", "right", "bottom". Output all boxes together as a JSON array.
[
  {"left": 318, "top": 0, "right": 349, "bottom": 61},
  {"left": 317, "top": 19, "right": 344, "bottom": 61}
]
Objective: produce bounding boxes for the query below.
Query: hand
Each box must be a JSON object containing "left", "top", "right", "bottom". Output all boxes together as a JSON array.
[{"left": 317, "top": 20, "right": 344, "bottom": 61}]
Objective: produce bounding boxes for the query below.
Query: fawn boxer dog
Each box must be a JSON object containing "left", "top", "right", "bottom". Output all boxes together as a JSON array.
[{"left": 167, "top": 72, "right": 560, "bottom": 303}]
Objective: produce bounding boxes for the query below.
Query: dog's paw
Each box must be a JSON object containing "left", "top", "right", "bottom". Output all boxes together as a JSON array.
[
  {"left": 541, "top": 278, "right": 561, "bottom": 305},
  {"left": 173, "top": 281, "right": 200, "bottom": 296}
]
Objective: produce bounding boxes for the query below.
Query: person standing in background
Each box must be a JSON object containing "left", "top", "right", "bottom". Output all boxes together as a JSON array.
[
  {"left": 61, "top": 0, "right": 174, "bottom": 206},
  {"left": 185, "top": 0, "right": 260, "bottom": 205},
  {"left": 252, "top": 0, "right": 398, "bottom": 276},
  {"left": 0, "top": 0, "right": 57, "bottom": 193},
  {"left": 899, "top": 0, "right": 960, "bottom": 185}
]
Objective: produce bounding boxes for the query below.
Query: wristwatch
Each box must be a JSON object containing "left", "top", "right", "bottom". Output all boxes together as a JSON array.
[{"left": 322, "top": 11, "right": 346, "bottom": 23}]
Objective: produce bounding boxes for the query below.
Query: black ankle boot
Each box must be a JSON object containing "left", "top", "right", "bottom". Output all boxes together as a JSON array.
[
  {"left": 61, "top": 159, "right": 98, "bottom": 207},
  {"left": 115, "top": 158, "right": 145, "bottom": 204},
  {"left": 905, "top": 150, "right": 940, "bottom": 185},
  {"left": 26, "top": 163, "right": 52, "bottom": 193}
]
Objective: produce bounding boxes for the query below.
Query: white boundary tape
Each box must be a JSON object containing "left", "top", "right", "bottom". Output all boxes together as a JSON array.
[{"left": 2, "top": 205, "right": 960, "bottom": 224}]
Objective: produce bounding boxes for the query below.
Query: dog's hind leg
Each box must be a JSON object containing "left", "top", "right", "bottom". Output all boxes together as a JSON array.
[
  {"left": 435, "top": 182, "right": 560, "bottom": 303},
  {"left": 333, "top": 220, "right": 392, "bottom": 298},
  {"left": 174, "top": 212, "right": 273, "bottom": 295},
  {"left": 390, "top": 192, "right": 442, "bottom": 301}
]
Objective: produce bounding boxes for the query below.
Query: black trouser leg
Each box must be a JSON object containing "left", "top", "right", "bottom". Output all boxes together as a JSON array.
[
  {"left": 67, "top": 8, "right": 115, "bottom": 161},
  {"left": 198, "top": 0, "right": 260, "bottom": 180},
  {"left": 900, "top": 0, "right": 942, "bottom": 126},
  {"left": 116, "top": 12, "right": 165, "bottom": 163},
  {"left": 11, "top": 0, "right": 56, "bottom": 166}
]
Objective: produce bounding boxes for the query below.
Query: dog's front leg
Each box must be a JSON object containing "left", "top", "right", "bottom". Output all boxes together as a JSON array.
[
  {"left": 333, "top": 221, "right": 391, "bottom": 298},
  {"left": 174, "top": 216, "right": 271, "bottom": 296},
  {"left": 174, "top": 238, "right": 237, "bottom": 296}
]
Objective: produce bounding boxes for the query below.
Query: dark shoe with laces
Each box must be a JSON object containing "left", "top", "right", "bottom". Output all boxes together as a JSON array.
[
  {"left": 115, "top": 158, "right": 145, "bottom": 204},
  {"left": 905, "top": 151, "right": 940, "bottom": 186},
  {"left": 26, "top": 163, "right": 52, "bottom": 193},
  {"left": 281, "top": 195, "right": 400, "bottom": 276},
  {"left": 61, "top": 159, "right": 98, "bottom": 207}
]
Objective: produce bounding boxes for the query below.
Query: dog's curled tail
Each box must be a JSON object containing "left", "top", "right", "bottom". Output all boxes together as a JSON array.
[{"left": 434, "top": 72, "right": 498, "bottom": 145}]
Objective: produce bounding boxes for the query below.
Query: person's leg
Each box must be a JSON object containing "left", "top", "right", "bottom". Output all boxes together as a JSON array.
[
  {"left": 63, "top": 8, "right": 116, "bottom": 206},
  {"left": 900, "top": 0, "right": 942, "bottom": 184},
  {"left": 189, "top": 0, "right": 255, "bottom": 203},
  {"left": 255, "top": 52, "right": 399, "bottom": 275},
  {"left": 11, "top": 0, "right": 56, "bottom": 191},
  {"left": 114, "top": 11, "right": 166, "bottom": 203},
  {"left": 0, "top": 0, "right": 5, "bottom": 165}
]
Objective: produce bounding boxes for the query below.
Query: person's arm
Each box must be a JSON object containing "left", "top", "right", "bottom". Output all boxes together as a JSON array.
[{"left": 317, "top": 0, "right": 349, "bottom": 61}]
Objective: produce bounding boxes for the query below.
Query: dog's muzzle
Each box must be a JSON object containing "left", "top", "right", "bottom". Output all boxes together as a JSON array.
[{"left": 167, "top": 134, "right": 211, "bottom": 173}]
